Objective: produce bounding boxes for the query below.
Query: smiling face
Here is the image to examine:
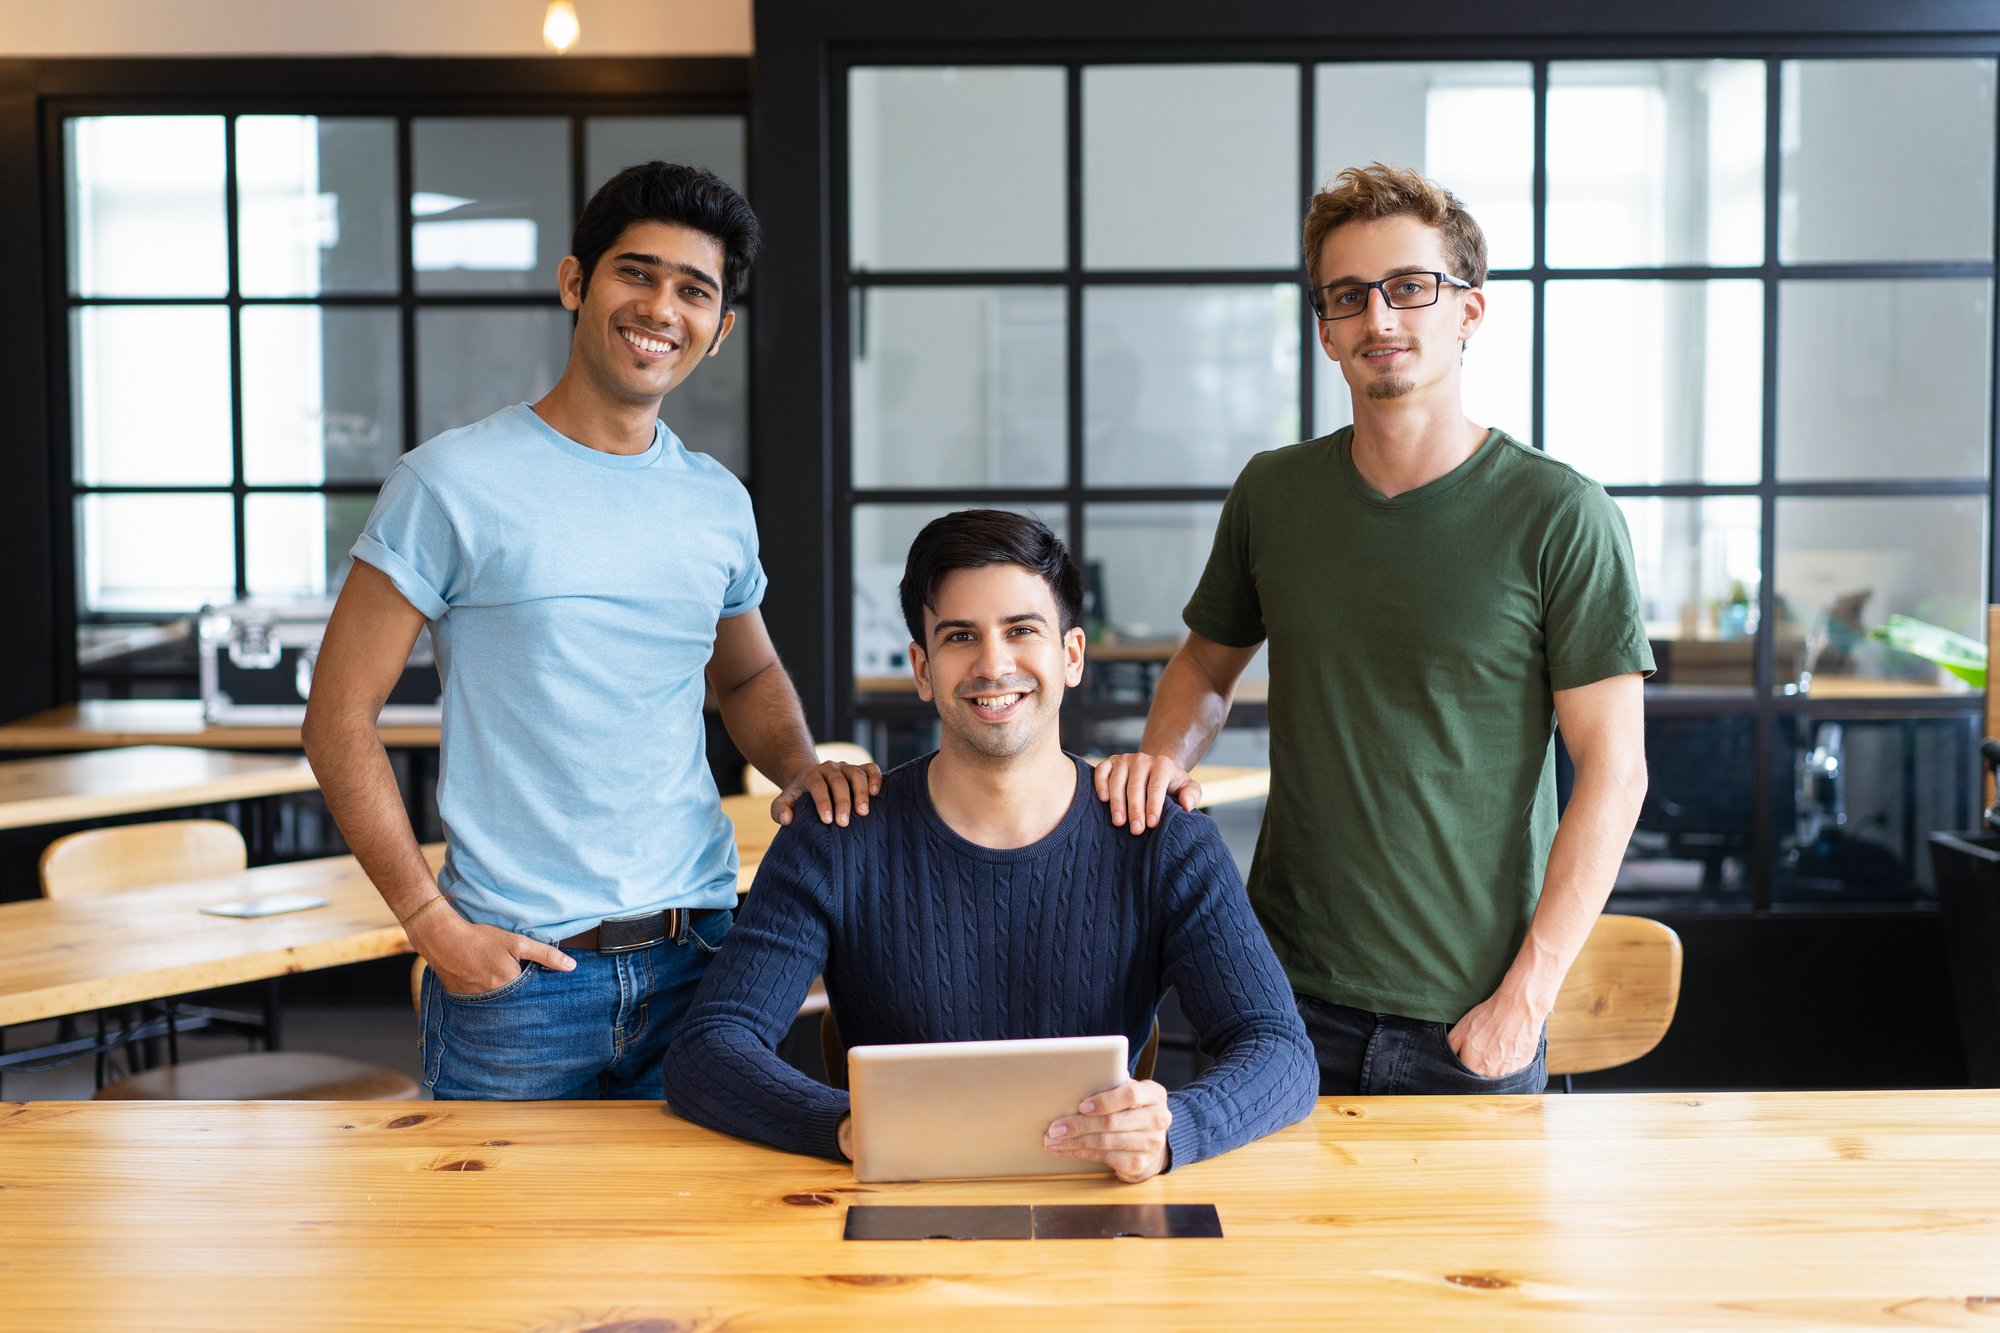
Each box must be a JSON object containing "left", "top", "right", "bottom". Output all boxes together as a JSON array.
[
  {"left": 556, "top": 219, "right": 736, "bottom": 410},
  {"left": 910, "top": 563, "right": 1086, "bottom": 766},
  {"left": 1314, "top": 214, "right": 1484, "bottom": 408}
]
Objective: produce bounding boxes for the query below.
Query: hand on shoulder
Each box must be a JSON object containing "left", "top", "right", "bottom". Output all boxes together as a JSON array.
[{"left": 1092, "top": 752, "right": 1203, "bottom": 836}]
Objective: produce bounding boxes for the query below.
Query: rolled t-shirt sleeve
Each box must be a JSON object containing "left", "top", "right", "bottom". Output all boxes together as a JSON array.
[
  {"left": 1542, "top": 484, "right": 1657, "bottom": 692},
  {"left": 350, "top": 463, "right": 461, "bottom": 620},
  {"left": 1182, "top": 470, "right": 1268, "bottom": 649},
  {"left": 719, "top": 485, "right": 768, "bottom": 618}
]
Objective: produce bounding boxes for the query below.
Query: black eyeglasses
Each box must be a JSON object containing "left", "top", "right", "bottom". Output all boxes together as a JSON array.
[{"left": 1309, "top": 271, "right": 1473, "bottom": 321}]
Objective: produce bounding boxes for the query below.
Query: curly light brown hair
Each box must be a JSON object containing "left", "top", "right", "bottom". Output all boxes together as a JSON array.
[{"left": 1303, "top": 163, "right": 1488, "bottom": 291}]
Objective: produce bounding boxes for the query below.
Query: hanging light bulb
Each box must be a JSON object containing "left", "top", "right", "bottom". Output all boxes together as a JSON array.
[{"left": 542, "top": 0, "right": 581, "bottom": 55}]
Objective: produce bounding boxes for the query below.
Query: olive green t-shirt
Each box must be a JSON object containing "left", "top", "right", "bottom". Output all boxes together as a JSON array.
[{"left": 1184, "top": 427, "right": 1653, "bottom": 1024}]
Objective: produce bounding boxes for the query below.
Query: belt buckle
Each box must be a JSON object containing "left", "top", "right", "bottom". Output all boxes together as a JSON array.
[{"left": 598, "top": 909, "right": 675, "bottom": 954}]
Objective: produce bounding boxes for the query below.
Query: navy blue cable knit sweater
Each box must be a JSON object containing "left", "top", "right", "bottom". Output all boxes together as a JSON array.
[{"left": 663, "top": 753, "right": 1317, "bottom": 1169}]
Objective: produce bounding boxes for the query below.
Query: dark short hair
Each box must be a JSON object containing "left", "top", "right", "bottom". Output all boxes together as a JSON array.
[
  {"left": 570, "top": 161, "right": 762, "bottom": 308},
  {"left": 900, "top": 509, "right": 1083, "bottom": 647}
]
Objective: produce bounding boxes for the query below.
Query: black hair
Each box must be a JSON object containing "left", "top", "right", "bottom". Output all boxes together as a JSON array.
[
  {"left": 570, "top": 161, "right": 762, "bottom": 308},
  {"left": 899, "top": 509, "right": 1083, "bottom": 648}
]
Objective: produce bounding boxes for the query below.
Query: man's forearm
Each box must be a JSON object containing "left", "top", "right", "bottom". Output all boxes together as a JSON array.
[
  {"left": 1496, "top": 760, "right": 1648, "bottom": 1015},
  {"left": 302, "top": 711, "right": 439, "bottom": 919},
  {"left": 716, "top": 660, "right": 817, "bottom": 789},
  {"left": 1138, "top": 651, "right": 1235, "bottom": 769}
]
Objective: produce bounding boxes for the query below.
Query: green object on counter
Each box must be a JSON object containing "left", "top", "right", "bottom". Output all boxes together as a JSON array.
[{"left": 1869, "top": 615, "right": 1987, "bottom": 688}]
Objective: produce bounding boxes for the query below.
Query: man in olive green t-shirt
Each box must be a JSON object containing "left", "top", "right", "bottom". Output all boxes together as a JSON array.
[{"left": 1094, "top": 163, "right": 1652, "bottom": 1095}]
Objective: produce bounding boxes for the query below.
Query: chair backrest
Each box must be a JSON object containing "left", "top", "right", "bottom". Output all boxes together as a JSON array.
[
  {"left": 742, "top": 741, "right": 877, "bottom": 797},
  {"left": 1545, "top": 914, "right": 1684, "bottom": 1076},
  {"left": 39, "top": 819, "right": 248, "bottom": 900}
]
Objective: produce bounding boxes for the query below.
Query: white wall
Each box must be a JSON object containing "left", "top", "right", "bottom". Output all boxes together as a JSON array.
[{"left": 0, "top": 0, "right": 751, "bottom": 57}]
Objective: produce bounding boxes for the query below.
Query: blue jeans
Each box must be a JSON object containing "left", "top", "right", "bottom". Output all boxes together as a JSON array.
[
  {"left": 1296, "top": 994, "right": 1548, "bottom": 1096},
  {"left": 420, "top": 908, "right": 732, "bottom": 1100}
]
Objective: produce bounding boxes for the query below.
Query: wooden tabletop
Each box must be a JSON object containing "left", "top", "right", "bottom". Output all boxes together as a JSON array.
[
  {"left": 0, "top": 699, "right": 442, "bottom": 751},
  {"left": 1, "top": 1091, "right": 1994, "bottom": 1330},
  {"left": 0, "top": 746, "right": 320, "bottom": 830},
  {"left": 0, "top": 844, "right": 444, "bottom": 1027}
]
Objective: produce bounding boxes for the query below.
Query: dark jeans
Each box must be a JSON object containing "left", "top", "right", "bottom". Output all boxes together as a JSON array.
[
  {"left": 1296, "top": 993, "right": 1548, "bottom": 1096},
  {"left": 420, "top": 908, "right": 733, "bottom": 1100}
]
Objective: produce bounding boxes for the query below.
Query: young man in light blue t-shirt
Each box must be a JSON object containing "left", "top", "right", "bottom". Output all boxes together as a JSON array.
[{"left": 304, "top": 163, "right": 875, "bottom": 1100}]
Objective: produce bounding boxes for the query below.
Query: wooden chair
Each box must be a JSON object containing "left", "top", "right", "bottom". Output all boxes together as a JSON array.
[
  {"left": 1545, "top": 914, "right": 1684, "bottom": 1091},
  {"left": 742, "top": 742, "right": 877, "bottom": 797},
  {"left": 40, "top": 820, "right": 419, "bottom": 1102},
  {"left": 817, "top": 1008, "right": 1160, "bottom": 1091}
]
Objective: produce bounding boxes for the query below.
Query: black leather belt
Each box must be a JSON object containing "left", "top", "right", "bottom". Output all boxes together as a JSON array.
[{"left": 559, "top": 908, "right": 715, "bottom": 954}]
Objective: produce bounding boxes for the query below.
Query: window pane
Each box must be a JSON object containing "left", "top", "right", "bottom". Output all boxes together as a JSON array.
[
  {"left": 853, "top": 504, "right": 1068, "bottom": 683},
  {"left": 1084, "top": 285, "right": 1299, "bottom": 487},
  {"left": 853, "top": 287, "right": 1066, "bottom": 488},
  {"left": 1313, "top": 63, "right": 1534, "bottom": 271},
  {"left": 1772, "top": 715, "right": 1979, "bottom": 906},
  {"left": 410, "top": 118, "right": 570, "bottom": 294},
  {"left": 1545, "top": 280, "right": 1762, "bottom": 485},
  {"left": 1619, "top": 496, "right": 1762, "bottom": 695},
  {"left": 242, "top": 307, "right": 402, "bottom": 485},
  {"left": 245, "top": 493, "right": 375, "bottom": 598},
  {"left": 1616, "top": 714, "right": 1754, "bottom": 909},
  {"left": 1084, "top": 66, "right": 1298, "bottom": 270},
  {"left": 587, "top": 116, "right": 746, "bottom": 197},
  {"left": 1083, "top": 503, "right": 1268, "bottom": 691},
  {"left": 1317, "top": 279, "right": 1532, "bottom": 442},
  {"left": 663, "top": 306, "right": 749, "bottom": 479},
  {"left": 67, "top": 116, "right": 228, "bottom": 297},
  {"left": 72, "top": 306, "right": 233, "bottom": 486},
  {"left": 1782, "top": 59, "right": 1997, "bottom": 264},
  {"left": 415, "top": 307, "right": 571, "bottom": 444},
  {"left": 237, "top": 116, "right": 398, "bottom": 296},
  {"left": 849, "top": 68, "right": 1064, "bottom": 272},
  {"left": 1775, "top": 496, "right": 1986, "bottom": 698},
  {"left": 78, "top": 493, "right": 235, "bottom": 613},
  {"left": 1777, "top": 279, "right": 1992, "bottom": 481},
  {"left": 1548, "top": 61, "right": 1764, "bottom": 268}
]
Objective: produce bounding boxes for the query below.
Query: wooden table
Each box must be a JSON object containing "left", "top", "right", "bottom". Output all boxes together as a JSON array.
[
  {"left": 1, "top": 1092, "right": 1994, "bottom": 1330},
  {"left": 0, "top": 699, "right": 441, "bottom": 751},
  {"left": 0, "top": 844, "right": 446, "bottom": 1028},
  {"left": 0, "top": 746, "right": 320, "bottom": 831}
]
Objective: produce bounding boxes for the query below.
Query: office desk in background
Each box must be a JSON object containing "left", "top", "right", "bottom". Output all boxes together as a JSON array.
[
  {"left": 1, "top": 1091, "right": 1994, "bottom": 1330},
  {"left": 0, "top": 746, "right": 319, "bottom": 831}
]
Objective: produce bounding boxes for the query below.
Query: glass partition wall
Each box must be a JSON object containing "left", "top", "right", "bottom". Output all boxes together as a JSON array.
[
  {"left": 63, "top": 108, "right": 748, "bottom": 641},
  {"left": 838, "top": 55, "right": 1994, "bottom": 906}
]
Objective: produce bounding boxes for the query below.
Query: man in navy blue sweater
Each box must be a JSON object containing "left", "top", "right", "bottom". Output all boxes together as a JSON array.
[{"left": 664, "top": 510, "right": 1316, "bottom": 1182}]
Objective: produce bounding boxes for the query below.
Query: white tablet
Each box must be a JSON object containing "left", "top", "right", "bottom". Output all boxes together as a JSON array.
[{"left": 847, "top": 1035, "right": 1130, "bottom": 1183}]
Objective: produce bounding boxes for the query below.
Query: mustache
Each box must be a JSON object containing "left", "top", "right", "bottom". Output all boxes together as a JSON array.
[
  {"left": 954, "top": 677, "right": 1035, "bottom": 698},
  {"left": 1356, "top": 336, "right": 1419, "bottom": 354}
]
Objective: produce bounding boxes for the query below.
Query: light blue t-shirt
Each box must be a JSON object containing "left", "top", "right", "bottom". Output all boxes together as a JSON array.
[{"left": 351, "top": 403, "right": 767, "bottom": 941}]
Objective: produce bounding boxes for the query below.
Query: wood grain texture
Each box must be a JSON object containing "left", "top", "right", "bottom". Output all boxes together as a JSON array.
[
  {"left": 0, "top": 746, "right": 319, "bottom": 829},
  {"left": 0, "top": 699, "right": 442, "bottom": 750},
  {"left": 0, "top": 845, "right": 445, "bottom": 1026},
  {"left": 1545, "top": 915, "right": 1683, "bottom": 1076},
  {"left": 0, "top": 1092, "right": 1995, "bottom": 1330}
]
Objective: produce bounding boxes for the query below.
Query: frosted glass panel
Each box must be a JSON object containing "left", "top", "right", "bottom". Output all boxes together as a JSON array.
[
  {"left": 237, "top": 116, "right": 398, "bottom": 296},
  {"left": 1544, "top": 280, "right": 1763, "bottom": 485},
  {"left": 1618, "top": 496, "right": 1761, "bottom": 693},
  {"left": 849, "top": 68, "right": 1065, "bottom": 272},
  {"left": 415, "top": 308, "right": 572, "bottom": 444},
  {"left": 410, "top": 118, "right": 569, "bottom": 293},
  {"left": 1084, "top": 502, "right": 1269, "bottom": 688},
  {"left": 853, "top": 287, "right": 1066, "bottom": 488},
  {"left": 588, "top": 116, "right": 746, "bottom": 196},
  {"left": 1782, "top": 59, "right": 1996, "bottom": 263},
  {"left": 78, "top": 494, "right": 235, "bottom": 613},
  {"left": 1084, "top": 285, "right": 1300, "bottom": 486},
  {"left": 67, "top": 116, "right": 228, "bottom": 297},
  {"left": 72, "top": 306, "right": 233, "bottom": 486},
  {"left": 1314, "top": 63, "right": 1534, "bottom": 271},
  {"left": 242, "top": 306, "right": 402, "bottom": 485},
  {"left": 1084, "top": 65, "right": 1298, "bottom": 270},
  {"left": 1777, "top": 280, "right": 1991, "bottom": 481},
  {"left": 1548, "top": 61, "right": 1765, "bottom": 268},
  {"left": 245, "top": 493, "right": 376, "bottom": 599}
]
